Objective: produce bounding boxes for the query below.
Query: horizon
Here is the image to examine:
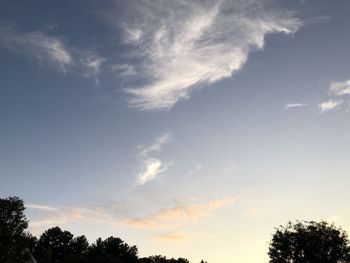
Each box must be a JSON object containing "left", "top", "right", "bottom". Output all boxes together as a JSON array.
[{"left": 1, "top": 1, "right": 350, "bottom": 262}]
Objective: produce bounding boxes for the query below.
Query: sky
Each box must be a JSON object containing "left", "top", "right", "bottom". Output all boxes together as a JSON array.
[{"left": 1, "top": 0, "right": 350, "bottom": 262}]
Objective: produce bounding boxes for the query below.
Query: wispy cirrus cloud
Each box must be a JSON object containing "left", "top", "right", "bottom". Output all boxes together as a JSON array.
[
  {"left": 318, "top": 99, "right": 343, "bottom": 113},
  {"left": 0, "top": 26, "right": 72, "bottom": 72},
  {"left": 111, "top": 64, "right": 136, "bottom": 76},
  {"left": 284, "top": 103, "right": 309, "bottom": 109},
  {"left": 104, "top": 0, "right": 302, "bottom": 110},
  {"left": 26, "top": 204, "right": 59, "bottom": 212},
  {"left": 156, "top": 231, "right": 189, "bottom": 241},
  {"left": 0, "top": 26, "right": 105, "bottom": 81},
  {"left": 136, "top": 132, "right": 172, "bottom": 186},
  {"left": 139, "top": 132, "right": 172, "bottom": 157},
  {"left": 81, "top": 55, "right": 106, "bottom": 84},
  {"left": 122, "top": 197, "right": 235, "bottom": 229}
]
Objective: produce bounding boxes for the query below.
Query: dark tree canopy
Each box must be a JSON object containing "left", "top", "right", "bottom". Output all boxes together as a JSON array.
[
  {"left": 35, "top": 226, "right": 74, "bottom": 263},
  {"left": 139, "top": 255, "right": 190, "bottom": 263},
  {"left": 0, "top": 196, "right": 33, "bottom": 263},
  {"left": 71, "top": 235, "right": 89, "bottom": 255},
  {"left": 88, "top": 236, "right": 138, "bottom": 263},
  {"left": 268, "top": 220, "right": 350, "bottom": 263}
]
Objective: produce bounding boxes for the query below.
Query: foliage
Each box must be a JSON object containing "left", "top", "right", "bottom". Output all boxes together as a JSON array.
[
  {"left": 88, "top": 236, "right": 138, "bottom": 263},
  {"left": 0, "top": 196, "right": 33, "bottom": 263},
  {"left": 71, "top": 235, "right": 89, "bottom": 255},
  {"left": 268, "top": 220, "right": 350, "bottom": 263},
  {"left": 139, "top": 255, "right": 190, "bottom": 263},
  {"left": 34, "top": 226, "right": 74, "bottom": 262}
]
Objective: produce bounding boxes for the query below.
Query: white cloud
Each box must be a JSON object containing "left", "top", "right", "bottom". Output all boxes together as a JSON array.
[
  {"left": 0, "top": 26, "right": 105, "bottom": 82},
  {"left": 139, "top": 132, "right": 172, "bottom": 157},
  {"left": 0, "top": 26, "right": 72, "bottom": 72},
  {"left": 329, "top": 80, "right": 350, "bottom": 96},
  {"left": 136, "top": 132, "right": 172, "bottom": 185},
  {"left": 284, "top": 103, "right": 308, "bottom": 109},
  {"left": 318, "top": 99, "right": 343, "bottom": 113},
  {"left": 81, "top": 55, "right": 106, "bottom": 84},
  {"left": 111, "top": 64, "right": 137, "bottom": 76},
  {"left": 137, "top": 158, "right": 170, "bottom": 186},
  {"left": 123, "top": 27, "right": 143, "bottom": 44},
  {"left": 108, "top": 0, "right": 302, "bottom": 110},
  {"left": 26, "top": 204, "right": 59, "bottom": 212}
]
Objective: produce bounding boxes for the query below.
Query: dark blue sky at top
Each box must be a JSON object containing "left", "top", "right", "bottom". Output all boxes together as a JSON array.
[{"left": 1, "top": 0, "right": 350, "bottom": 203}]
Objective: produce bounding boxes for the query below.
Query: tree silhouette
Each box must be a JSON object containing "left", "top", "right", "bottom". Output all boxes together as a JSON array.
[
  {"left": 146, "top": 255, "right": 169, "bottom": 263},
  {"left": 139, "top": 255, "right": 190, "bottom": 263},
  {"left": 103, "top": 236, "right": 138, "bottom": 262},
  {"left": 87, "top": 236, "right": 138, "bottom": 263},
  {"left": 35, "top": 226, "right": 74, "bottom": 263},
  {"left": 88, "top": 237, "right": 104, "bottom": 258},
  {"left": 268, "top": 220, "right": 350, "bottom": 263},
  {"left": 70, "top": 235, "right": 89, "bottom": 255},
  {"left": 0, "top": 196, "right": 33, "bottom": 262},
  {"left": 173, "top": 258, "right": 190, "bottom": 263}
]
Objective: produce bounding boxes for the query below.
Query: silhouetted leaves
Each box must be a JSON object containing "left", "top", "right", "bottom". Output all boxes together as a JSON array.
[
  {"left": 71, "top": 235, "right": 89, "bottom": 255},
  {"left": 0, "top": 196, "right": 33, "bottom": 263},
  {"left": 87, "top": 236, "right": 138, "bottom": 263},
  {"left": 268, "top": 220, "right": 350, "bottom": 263},
  {"left": 139, "top": 255, "right": 190, "bottom": 263},
  {"left": 35, "top": 226, "right": 74, "bottom": 263}
]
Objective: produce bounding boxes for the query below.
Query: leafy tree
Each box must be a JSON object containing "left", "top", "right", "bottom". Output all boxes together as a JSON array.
[
  {"left": 70, "top": 235, "right": 89, "bottom": 255},
  {"left": 0, "top": 196, "right": 33, "bottom": 263},
  {"left": 103, "top": 236, "right": 138, "bottom": 262},
  {"left": 88, "top": 236, "right": 138, "bottom": 263},
  {"left": 138, "top": 257, "right": 154, "bottom": 263},
  {"left": 88, "top": 237, "right": 104, "bottom": 258},
  {"left": 268, "top": 220, "right": 350, "bottom": 263},
  {"left": 139, "top": 255, "right": 190, "bottom": 263},
  {"left": 146, "top": 255, "right": 168, "bottom": 263},
  {"left": 35, "top": 226, "right": 74, "bottom": 263},
  {"left": 176, "top": 258, "right": 190, "bottom": 263}
]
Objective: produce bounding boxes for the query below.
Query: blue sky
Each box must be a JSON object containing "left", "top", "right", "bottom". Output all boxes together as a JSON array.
[{"left": 1, "top": 0, "right": 350, "bottom": 262}]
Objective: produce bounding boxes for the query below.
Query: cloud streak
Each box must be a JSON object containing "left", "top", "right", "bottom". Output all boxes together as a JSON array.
[
  {"left": 26, "top": 204, "right": 59, "bottom": 212},
  {"left": 122, "top": 197, "right": 234, "bottom": 229},
  {"left": 136, "top": 132, "right": 172, "bottom": 185},
  {"left": 81, "top": 55, "right": 106, "bottom": 84},
  {"left": 109, "top": 0, "right": 302, "bottom": 110},
  {"left": 285, "top": 103, "right": 309, "bottom": 109},
  {"left": 0, "top": 26, "right": 105, "bottom": 81},
  {"left": 156, "top": 232, "right": 189, "bottom": 241},
  {"left": 0, "top": 26, "right": 72, "bottom": 72}
]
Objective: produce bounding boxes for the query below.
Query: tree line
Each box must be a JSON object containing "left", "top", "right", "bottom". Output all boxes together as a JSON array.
[{"left": 2, "top": 196, "right": 350, "bottom": 263}]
